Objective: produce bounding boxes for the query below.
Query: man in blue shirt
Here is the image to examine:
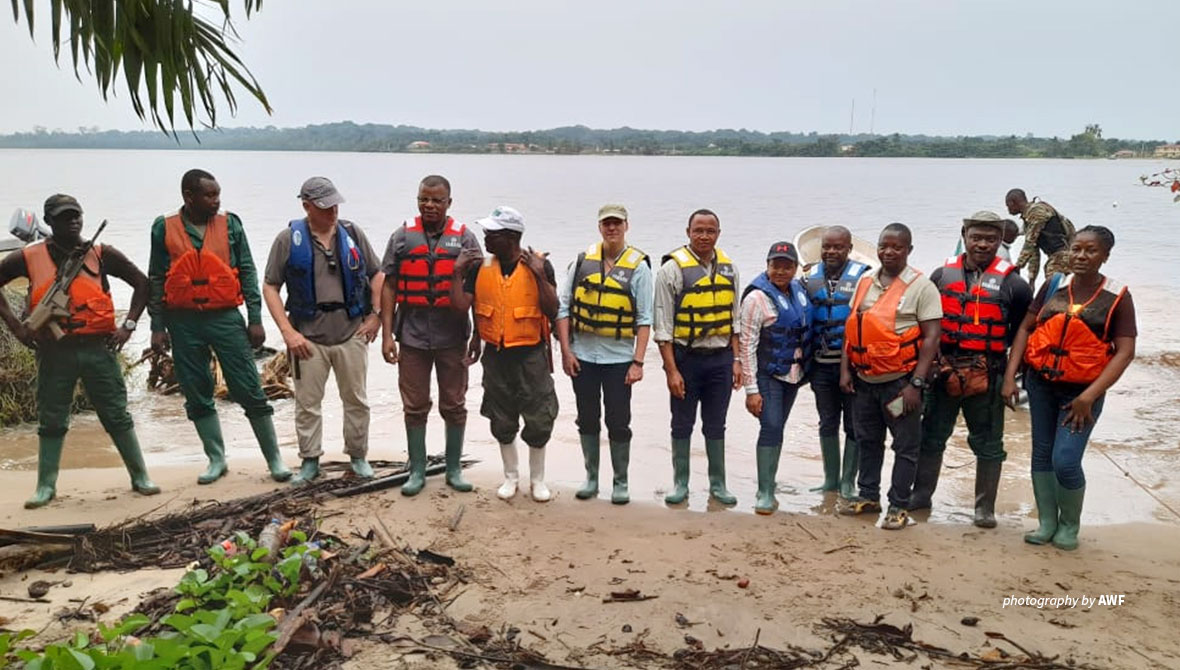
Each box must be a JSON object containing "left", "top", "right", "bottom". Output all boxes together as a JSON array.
[{"left": 555, "top": 204, "right": 653, "bottom": 504}]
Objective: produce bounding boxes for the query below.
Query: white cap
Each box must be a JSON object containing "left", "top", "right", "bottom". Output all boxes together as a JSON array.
[{"left": 476, "top": 206, "right": 525, "bottom": 233}]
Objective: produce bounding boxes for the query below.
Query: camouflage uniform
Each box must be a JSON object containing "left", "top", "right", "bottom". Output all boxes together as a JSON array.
[{"left": 1014, "top": 200, "right": 1075, "bottom": 284}]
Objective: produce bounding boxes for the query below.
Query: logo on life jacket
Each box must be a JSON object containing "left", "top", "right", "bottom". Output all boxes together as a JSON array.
[{"left": 570, "top": 243, "right": 649, "bottom": 340}]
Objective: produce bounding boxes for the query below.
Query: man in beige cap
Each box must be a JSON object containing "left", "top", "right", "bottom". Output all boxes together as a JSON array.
[
  {"left": 263, "top": 177, "right": 384, "bottom": 484},
  {"left": 912, "top": 211, "right": 1032, "bottom": 527},
  {"left": 555, "top": 204, "right": 652, "bottom": 504}
]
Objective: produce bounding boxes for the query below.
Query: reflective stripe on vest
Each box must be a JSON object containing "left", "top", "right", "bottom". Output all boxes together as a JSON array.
[
  {"left": 23, "top": 241, "right": 117, "bottom": 335},
  {"left": 396, "top": 217, "right": 465, "bottom": 307},
  {"left": 284, "top": 218, "right": 369, "bottom": 323},
  {"left": 162, "top": 211, "right": 243, "bottom": 310},
  {"left": 571, "top": 243, "right": 649, "bottom": 340},
  {"left": 1024, "top": 274, "right": 1126, "bottom": 384},
  {"left": 844, "top": 273, "right": 923, "bottom": 376},
  {"left": 666, "top": 246, "right": 736, "bottom": 344},
  {"left": 474, "top": 257, "right": 549, "bottom": 348},
  {"left": 936, "top": 254, "right": 1014, "bottom": 353},
  {"left": 806, "top": 260, "right": 868, "bottom": 355},
  {"left": 742, "top": 272, "right": 811, "bottom": 376}
]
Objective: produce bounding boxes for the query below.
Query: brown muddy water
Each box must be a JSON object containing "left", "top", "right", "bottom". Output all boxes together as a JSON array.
[{"left": 0, "top": 150, "right": 1177, "bottom": 527}]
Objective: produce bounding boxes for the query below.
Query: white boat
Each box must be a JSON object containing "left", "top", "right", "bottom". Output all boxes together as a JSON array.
[{"left": 792, "top": 225, "right": 878, "bottom": 272}]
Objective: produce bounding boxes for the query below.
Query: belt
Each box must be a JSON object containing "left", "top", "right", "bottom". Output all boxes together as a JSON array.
[{"left": 675, "top": 344, "right": 729, "bottom": 357}]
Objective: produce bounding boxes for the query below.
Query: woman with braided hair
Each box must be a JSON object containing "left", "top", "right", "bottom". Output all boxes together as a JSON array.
[{"left": 1002, "top": 225, "right": 1137, "bottom": 551}]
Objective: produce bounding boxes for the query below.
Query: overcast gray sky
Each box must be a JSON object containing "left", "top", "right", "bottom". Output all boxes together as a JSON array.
[{"left": 1, "top": 0, "right": 1176, "bottom": 138}]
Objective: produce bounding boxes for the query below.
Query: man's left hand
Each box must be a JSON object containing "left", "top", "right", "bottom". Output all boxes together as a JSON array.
[
  {"left": 731, "top": 359, "right": 743, "bottom": 390},
  {"left": 901, "top": 385, "right": 922, "bottom": 415},
  {"left": 625, "top": 362, "right": 643, "bottom": 385},
  {"left": 247, "top": 324, "right": 267, "bottom": 348},
  {"left": 108, "top": 326, "right": 133, "bottom": 351},
  {"left": 356, "top": 314, "right": 381, "bottom": 343},
  {"left": 522, "top": 247, "right": 548, "bottom": 275}
]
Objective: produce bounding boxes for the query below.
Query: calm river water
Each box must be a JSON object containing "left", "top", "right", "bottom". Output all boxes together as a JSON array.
[{"left": 1, "top": 150, "right": 1177, "bottom": 524}]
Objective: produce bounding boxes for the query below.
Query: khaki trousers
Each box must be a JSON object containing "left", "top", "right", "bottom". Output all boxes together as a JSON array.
[{"left": 293, "top": 335, "right": 370, "bottom": 459}]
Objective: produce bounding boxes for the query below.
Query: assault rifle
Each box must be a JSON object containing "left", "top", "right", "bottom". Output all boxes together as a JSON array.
[{"left": 23, "top": 220, "right": 107, "bottom": 340}]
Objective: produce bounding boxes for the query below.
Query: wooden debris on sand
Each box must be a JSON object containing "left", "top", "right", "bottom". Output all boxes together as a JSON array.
[{"left": 144, "top": 346, "right": 294, "bottom": 400}]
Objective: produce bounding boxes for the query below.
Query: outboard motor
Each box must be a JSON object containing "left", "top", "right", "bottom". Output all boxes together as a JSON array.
[{"left": 9, "top": 208, "right": 51, "bottom": 243}]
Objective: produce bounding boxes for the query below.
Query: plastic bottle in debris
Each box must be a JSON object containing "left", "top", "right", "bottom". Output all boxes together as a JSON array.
[
  {"left": 259, "top": 519, "right": 283, "bottom": 562},
  {"left": 303, "top": 541, "right": 321, "bottom": 577}
]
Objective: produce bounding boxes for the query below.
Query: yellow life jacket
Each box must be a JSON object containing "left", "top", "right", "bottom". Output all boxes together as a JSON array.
[
  {"left": 667, "top": 245, "right": 736, "bottom": 344},
  {"left": 570, "top": 243, "right": 649, "bottom": 340}
]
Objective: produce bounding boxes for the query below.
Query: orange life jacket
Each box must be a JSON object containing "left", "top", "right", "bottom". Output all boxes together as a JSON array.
[
  {"left": 396, "top": 217, "right": 465, "bottom": 307},
  {"left": 937, "top": 254, "right": 1016, "bottom": 353},
  {"left": 844, "top": 272, "right": 923, "bottom": 377},
  {"left": 474, "top": 256, "right": 549, "bottom": 348},
  {"left": 23, "top": 241, "right": 117, "bottom": 336},
  {"left": 1024, "top": 275, "right": 1126, "bottom": 385},
  {"left": 162, "top": 211, "right": 243, "bottom": 310}
]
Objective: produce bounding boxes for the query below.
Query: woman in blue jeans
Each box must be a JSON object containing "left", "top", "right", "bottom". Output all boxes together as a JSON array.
[
  {"left": 739, "top": 241, "right": 811, "bottom": 514},
  {"left": 1003, "top": 226, "right": 1137, "bottom": 550}
]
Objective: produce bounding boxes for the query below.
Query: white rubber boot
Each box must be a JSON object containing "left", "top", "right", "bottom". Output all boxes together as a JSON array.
[
  {"left": 529, "top": 446, "right": 551, "bottom": 502},
  {"left": 497, "top": 441, "right": 520, "bottom": 500}
]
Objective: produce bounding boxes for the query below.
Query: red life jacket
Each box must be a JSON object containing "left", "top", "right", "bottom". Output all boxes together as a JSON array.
[
  {"left": 162, "top": 211, "right": 243, "bottom": 311},
  {"left": 844, "top": 272, "right": 923, "bottom": 376},
  {"left": 1024, "top": 275, "right": 1126, "bottom": 385},
  {"left": 936, "top": 255, "right": 1015, "bottom": 353},
  {"left": 23, "top": 241, "right": 117, "bottom": 335},
  {"left": 396, "top": 217, "right": 465, "bottom": 307}
]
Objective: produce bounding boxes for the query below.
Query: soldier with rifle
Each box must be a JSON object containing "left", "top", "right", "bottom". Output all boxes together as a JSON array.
[{"left": 0, "top": 194, "right": 160, "bottom": 508}]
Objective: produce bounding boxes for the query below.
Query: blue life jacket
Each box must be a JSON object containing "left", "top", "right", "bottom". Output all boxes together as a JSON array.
[
  {"left": 285, "top": 218, "right": 369, "bottom": 323},
  {"left": 743, "top": 272, "right": 811, "bottom": 376},
  {"left": 806, "top": 260, "right": 869, "bottom": 357}
]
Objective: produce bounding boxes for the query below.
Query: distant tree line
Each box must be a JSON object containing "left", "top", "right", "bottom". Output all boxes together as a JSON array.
[{"left": 0, "top": 122, "right": 1168, "bottom": 158}]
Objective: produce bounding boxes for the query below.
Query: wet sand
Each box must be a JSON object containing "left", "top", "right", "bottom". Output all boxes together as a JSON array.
[
  {"left": 1, "top": 461, "right": 1178, "bottom": 669},
  {"left": 2, "top": 341, "right": 1178, "bottom": 527}
]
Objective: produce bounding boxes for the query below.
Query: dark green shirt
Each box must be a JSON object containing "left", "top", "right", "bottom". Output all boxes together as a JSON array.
[{"left": 147, "top": 210, "right": 262, "bottom": 333}]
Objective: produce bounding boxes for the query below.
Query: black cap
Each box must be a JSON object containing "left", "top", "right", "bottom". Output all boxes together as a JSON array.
[
  {"left": 44, "top": 194, "right": 82, "bottom": 219},
  {"left": 766, "top": 241, "right": 799, "bottom": 263}
]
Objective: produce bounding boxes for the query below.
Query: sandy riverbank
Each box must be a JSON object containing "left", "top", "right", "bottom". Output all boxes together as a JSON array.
[{"left": 1, "top": 459, "right": 1178, "bottom": 669}]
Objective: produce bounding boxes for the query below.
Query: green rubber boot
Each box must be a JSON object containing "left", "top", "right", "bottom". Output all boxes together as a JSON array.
[
  {"left": 111, "top": 429, "right": 160, "bottom": 496},
  {"left": 839, "top": 437, "right": 860, "bottom": 500},
  {"left": 291, "top": 458, "right": 321, "bottom": 485},
  {"left": 754, "top": 446, "right": 778, "bottom": 515},
  {"left": 810, "top": 435, "right": 841, "bottom": 492},
  {"left": 972, "top": 459, "right": 1003, "bottom": 529},
  {"left": 444, "top": 423, "right": 472, "bottom": 492},
  {"left": 25, "top": 435, "right": 65, "bottom": 509},
  {"left": 609, "top": 440, "right": 630, "bottom": 504},
  {"left": 193, "top": 414, "right": 228, "bottom": 485},
  {"left": 402, "top": 425, "right": 427, "bottom": 496},
  {"left": 249, "top": 415, "right": 292, "bottom": 482},
  {"left": 705, "top": 438, "right": 737, "bottom": 506},
  {"left": 1052, "top": 483, "right": 1085, "bottom": 551},
  {"left": 350, "top": 457, "right": 374, "bottom": 478},
  {"left": 1024, "top": 471, "right": 1058, "bottom": 545},
  {"left": 664, "top": 438, "right": 691, "bottom": 505},
  {"left": 575, "top": 433, "right": 600, "bottom": 500}
]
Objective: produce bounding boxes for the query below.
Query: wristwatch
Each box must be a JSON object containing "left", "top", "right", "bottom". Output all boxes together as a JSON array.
[
  {"left": 909, "top": 376, "right": 926, "bottom": 389},
  {"left": 122, "top": 319, "right": 138, "bottom": 332}
]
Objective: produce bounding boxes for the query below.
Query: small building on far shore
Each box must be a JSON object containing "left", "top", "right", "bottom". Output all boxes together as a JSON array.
[
  {"left": 1111, "top": 149, "right": 1136, "bottom": 159},
  {"left": 1153, "top": 144, "right": 1180, "bottom": 159},
  {"left": 406, "top": 140, "right": 431, "bottom": 152}
]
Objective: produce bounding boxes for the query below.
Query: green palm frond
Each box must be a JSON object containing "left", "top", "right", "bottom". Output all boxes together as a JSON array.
[{"left": 11, "top": 0, "right": 270, "bottom": 134}]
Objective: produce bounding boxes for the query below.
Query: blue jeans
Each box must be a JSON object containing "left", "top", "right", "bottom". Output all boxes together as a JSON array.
[
  {"left": 1025, "top": 372, "right": 1105, "bottom": 489},
  {"left": 669, "top": 346, "right": 733, "bottom": 440},
  {"left": 754, "top": 371, "right": 801, "bottom": 448}
]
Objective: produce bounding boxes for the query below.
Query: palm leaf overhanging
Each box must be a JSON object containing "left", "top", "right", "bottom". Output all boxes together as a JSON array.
[{"left": 10, "top": 0, "right": 271, "bottom": 134}]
